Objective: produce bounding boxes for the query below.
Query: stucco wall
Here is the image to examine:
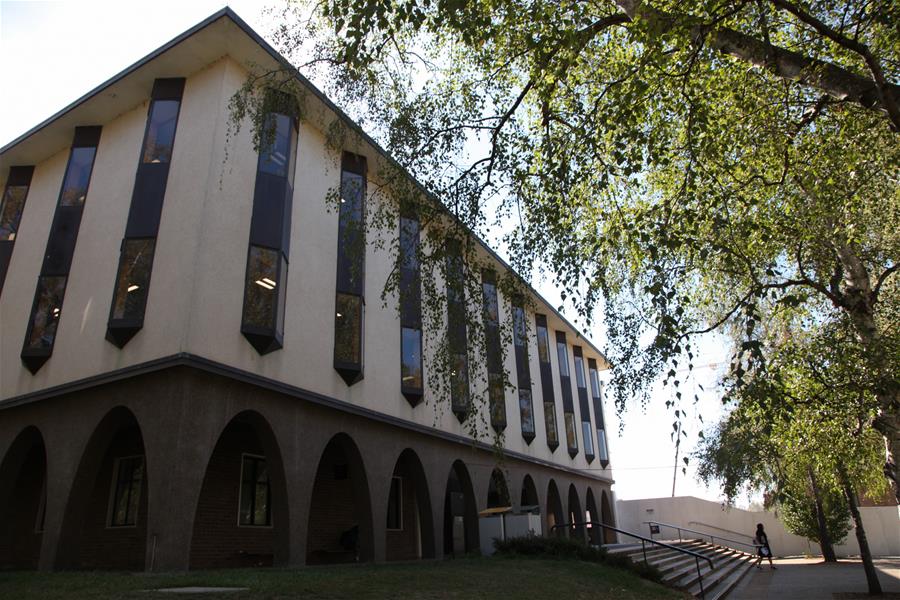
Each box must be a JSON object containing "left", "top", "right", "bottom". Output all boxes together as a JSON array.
[
  {"left": 0, "top": 53, "right": 613, "bottom": 477},
  {"left": 616, "top": 495, "right": 900, "bottom": 557}
]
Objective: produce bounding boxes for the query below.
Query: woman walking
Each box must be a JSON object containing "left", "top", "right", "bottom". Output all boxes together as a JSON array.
[{"left": 753, "top": 523, "right": 776, "bottom": 569}]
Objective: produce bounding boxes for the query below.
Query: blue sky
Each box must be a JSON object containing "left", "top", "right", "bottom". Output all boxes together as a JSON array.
[{"left": 1, "top": 0, "right": 740, "bottom": 506}]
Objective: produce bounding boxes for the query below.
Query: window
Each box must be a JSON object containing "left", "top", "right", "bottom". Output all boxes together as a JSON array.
[
  {"left": 399, "top": 215, "right": 423, "bottom": 404},
  {"left": 387, "top": 476, "right": 403, "bottom": 530},
  {"left": 446, "top": 242, "right": 469, "bottom": 420},
  {"left": 108, "top": 79, "right": 184, "bottom": 348},
  {"left": 0, "top": 182, "right": 30, "bottom": 241},
  {"left": 59, "top": 147, "right": 96, "bottom": 206},
  {"left": 24, "top": 275, "right": 66, "bottom": 350},
  {"left": 141, "top": 100, "right": 180, "bottom": 164},
  {"left": 574, "top": 346, "right": 595, "bottom": 462},
  {"left": 589, "top": 357, "right": 611, "bottom": 467},
  {"left": 482, "top": 271, "right": 505, "bottom": 431},
  {"left": 239, "top": 454, "right": 271, "bottom": 527},
  {"left": 535, "top": 314, "right": 559, "bottom": 450},
  {"left": 512, "top": 302, "right": 535, "bottom": 441},
  {"left": 333, "top": 152, "right": 367, "bottom": 383},
  {"left": 22, "top": 126, "right": 100, "bottom": 374},
  {"left": 109, "top": 456, "right": 144, "bottom": 527},
  {"left": 401, "top": 326, "right": 423, "bottom": 389},
  {"left": 110, "top": 238, "right": 155, "bottom": 321},
  {"left": 240, "top": 94, "right": 297, "bottom": 356},
  {"left": 556, "top": 331, "right": 578, "bottom": 457}
]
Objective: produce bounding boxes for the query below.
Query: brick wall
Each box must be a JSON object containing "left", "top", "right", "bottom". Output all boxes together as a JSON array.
[
  {"left": 77, "top": 427, "right": 147, "bottom": 570},
  {"left": 189, "top": 421, "right": 275, "bottom": 569},
  {"left": 0, "top": 446, "right": 44, "bottom": 569},
  {"left": 306, "top": 443, "right": 360, "bottom": 564}
]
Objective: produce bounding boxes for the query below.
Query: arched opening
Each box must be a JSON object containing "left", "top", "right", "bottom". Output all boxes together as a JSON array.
[
  {"left": 306, "top": 433, "right": 374, "bottom": 565},
  {"left": 520, "top": 474, "right": 539, "bottom": 510},
  {"left": 443, "top": 460, "right": 479, "bottom": 556},
  {"left": 546, "top": 479, "right": 565, "bottom": 538},
  {"left": 56, "top": 407, "right": 148, "bottom": 570},
  {"left": 601, "top": 490, "right": 617, "bottom": 544},
  {"left": 190, "top": 411, "right": 290, "bottom": 568},
  {"left": 568, "top": 484, "right": 585, "bottom": 542},
  {"left": 385, "top": 448, "right": 434, "bottom": 561},
  {"left": 585, "top": 488, "right": 601, "bottom": 546},
  {"left": 0, "top": 427, "right": 47, "bottom": 569},
  {"left": 486, "top": 468, "right": 510, "bottom": 509}
]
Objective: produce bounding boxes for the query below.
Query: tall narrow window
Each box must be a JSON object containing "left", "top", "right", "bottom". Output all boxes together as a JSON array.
[
  {"left": 239, "top": 454, "right": 271, "bottom": 526},
  {"left": 482, "top": 270, "right": 506, "bottom": 431},
  {"left": 107, "top": 79, "right": 185, "bottom": 347},
  {"left": 573, "top": 346, "right": 595, "bottom": 463},
  {"left": 589, "top": 358, "right": 610, "bottom": 467},
  {"left": 513, "top": 300, "right": 535, "bottom": 443},
  {"left": 0, "top": 166, "right": 35, "bottom": 295},
  {"left": 334, "top": 152, "right": 367, "bottom": 384},
  {"left": 21, "top": 126, "right": 101, "bottom": 374},
  {"left": 400, "top": 213, "right": 423, "bottom": 405},
  {"left": 447, "top": 240, "right": 469, "bottom": 421},
  {"left": 556, "top": 331, "right": 579, "bottom": 458},
  {"left": 109, "top": 455, "right": 144, "bottom": 527},
  {"left": 386, "top": 476, "right": 403, "bottom": 530},
  {"left": 241, "top": 97, "right": 298, "bottom": 355},
  {"left": 535, "top": 314, "right": 559, "bottom": 450}
]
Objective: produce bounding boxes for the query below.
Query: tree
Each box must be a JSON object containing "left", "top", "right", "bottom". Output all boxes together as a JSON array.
[
  {"left": 237, "top": 0, "right": 899, "bottom": 497},
  {"left": 696, "top": 322, "right": 887, "bottom": 592}
]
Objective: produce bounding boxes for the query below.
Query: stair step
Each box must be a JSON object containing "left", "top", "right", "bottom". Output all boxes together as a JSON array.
[{"left": 689, "top": 556, "right": 756, "bottom": 600}]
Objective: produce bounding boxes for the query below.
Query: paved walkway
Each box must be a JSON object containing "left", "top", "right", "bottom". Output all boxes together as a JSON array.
[{"left": 728, "top": 557, "right": 900, "bottom": 599}]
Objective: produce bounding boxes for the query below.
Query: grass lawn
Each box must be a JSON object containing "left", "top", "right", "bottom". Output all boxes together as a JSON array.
[{"left": 0, "top": 556, "right": 688, "bottom": 599}]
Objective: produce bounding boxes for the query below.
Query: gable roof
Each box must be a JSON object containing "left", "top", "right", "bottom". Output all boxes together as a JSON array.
[{"left": 0, "top": 7, "right": 610, "bottom": 368}]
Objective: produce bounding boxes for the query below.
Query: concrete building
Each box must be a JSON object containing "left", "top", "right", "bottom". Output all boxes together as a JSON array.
[{"left": 0, "top": 9, "right": 617, "bottom": 571}]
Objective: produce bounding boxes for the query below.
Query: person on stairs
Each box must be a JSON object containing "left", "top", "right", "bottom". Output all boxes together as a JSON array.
[{"left": 753, "top": 523, "right": 776, "bottom": 569}]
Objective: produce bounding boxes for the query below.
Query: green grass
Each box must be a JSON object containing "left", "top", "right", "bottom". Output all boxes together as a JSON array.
[{"left": 0, "top": 556, "right": 687, "bottom": 599}]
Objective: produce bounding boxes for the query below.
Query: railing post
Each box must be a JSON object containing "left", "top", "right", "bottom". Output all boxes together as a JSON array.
[
  {"left": 696, "top": 556, "right": 705, "bottom": 600},
  {"left": 641, "top": 539, "right": 647, "bottom": 564}
]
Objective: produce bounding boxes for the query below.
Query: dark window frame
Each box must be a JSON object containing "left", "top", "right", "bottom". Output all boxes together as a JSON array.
[
  {"left": 512, "top": 301, "right": 535, "bottom": 442},
  {"left": 574, "top": 346, "right": 595, "bottom": 463},
  {"left": 556, "top": 331, "right": 579, "bottom": 458},
  {"left": 535, "top": 314, "right": 559, "bottom": 450},
  {"left": 0, "top": 166, "right": 35, "bottom": 295},
  {"left": 589, "top": 358, "right": 610, "bottom": 467},
  {"left": 482, "top": 270, "right": 506, "bottom": 431},
  {"left": 107, "top": 454, "right": 144, "bottom": 528},
  {"left": 386, "top": 475, "right": 403, "bottom": 531},
  {"left": 238, "top": 453, "right": 272, "bottom": 528}
]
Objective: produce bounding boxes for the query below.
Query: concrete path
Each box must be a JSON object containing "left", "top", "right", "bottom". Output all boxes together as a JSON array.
[{"left": 728, "top": 557, "right": 900, "bottom": 599}]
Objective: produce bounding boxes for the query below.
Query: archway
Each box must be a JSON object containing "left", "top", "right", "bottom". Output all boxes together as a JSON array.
[
  {"left": 520, "top": 474, "right": 539, "bottom": 510},
  {"left": 56, "top": 407, "right": 148, "bottom": 569},
  {"left": 585, "top": 488, "right": 601, "bottom": 546},
  {"left": 386, "top": 448, "right": 435, "bottom": 561},
  {"left": 0, "top": 427, "right": 47, "bottom": 569},
  {"left": 190, "top": 411, "right": 290, "bottom": 568},
  {"left": 568, "top": 484, "right": 585, "bottom": 541},
  {"left": 546, "top": 479, "right": 565, "bottom": 537},
  {"left": 443, "top": 460, "right": 479, "bottom": 556},
  {"left": 601, "top": 490, "right": 617, "bottom": 544},
  {"left": 486, "top": 468, "right": 510, "bottom": 509},
  {"left": 306, "top": 433, "right": 374, "bottom": 564}
]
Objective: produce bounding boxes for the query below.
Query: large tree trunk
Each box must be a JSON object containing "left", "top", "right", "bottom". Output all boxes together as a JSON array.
[
  {"left": 808, "top": 468, "right": 837, "bottom": 562},
  {"left": 839, "top": 470, "right": 882, "bottom": 595}
]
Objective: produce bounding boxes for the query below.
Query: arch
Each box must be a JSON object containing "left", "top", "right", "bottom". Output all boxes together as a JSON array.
[
  {"left": 601, "top": 490, "right": 617, "bottom": 544},
  {"left": 189, "top": 410, "right": 290, "bottom": 568},
  {"left": 486, "top": 468, "right": 510, "bottom": 509},
  {"left": 306, "top": 433, "right": 374, "bottom": 565},
  {"left": 568, "top": 484, "right": 585, "bottom": 541},
  {"left": 585, "top": 488, "right": 601, "bottom": 546},
  {"left": 0, "top": 426, "right": 47, "bottom": 569},
  {"left": 56, "top": 407, "right": 148, "bottom": 569},
  {"left": 443, "top": 460, "right": 479, "bottom": 556},
  {"left": 519, "top": 474, "right": 539, "bottom": 510},
  {"left": 546, "top": 479, "right": 565, "bottom": 537},
  {"left": 385, "top": 448, "right": 435, "bottom": 561}
]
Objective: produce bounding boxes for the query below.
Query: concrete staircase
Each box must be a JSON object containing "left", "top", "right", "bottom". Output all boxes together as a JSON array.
[{"left": 606, "top": 539, "right": 756, "bottom": 600}]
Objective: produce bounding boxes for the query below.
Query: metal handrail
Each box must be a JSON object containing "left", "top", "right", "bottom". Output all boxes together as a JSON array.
[
  {"left": 551, "top": 520, "right": 714, "bottom": 599},
  {"left": 688, "top": 521, "right": 756, "bottom": 541},
  {"left": 644, "top": 520, "right": 762, "bottom": 552}
]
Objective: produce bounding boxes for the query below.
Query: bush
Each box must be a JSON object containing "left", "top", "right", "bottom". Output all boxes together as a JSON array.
[{"left": 492, "top": 535, "right": 662, "bottom": 584}]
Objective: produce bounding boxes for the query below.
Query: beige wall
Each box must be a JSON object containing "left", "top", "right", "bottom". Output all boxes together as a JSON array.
[
  {"left": 616, "top": 495, "right": 900, "bottom": 557},
  {"left": 0, "top": 55, "right": 612, "bottom": 478}
]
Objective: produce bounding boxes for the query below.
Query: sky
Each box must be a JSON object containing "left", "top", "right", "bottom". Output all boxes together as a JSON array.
[{"left": 0, "top": 0, "right": 746, "bottom": 507}]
